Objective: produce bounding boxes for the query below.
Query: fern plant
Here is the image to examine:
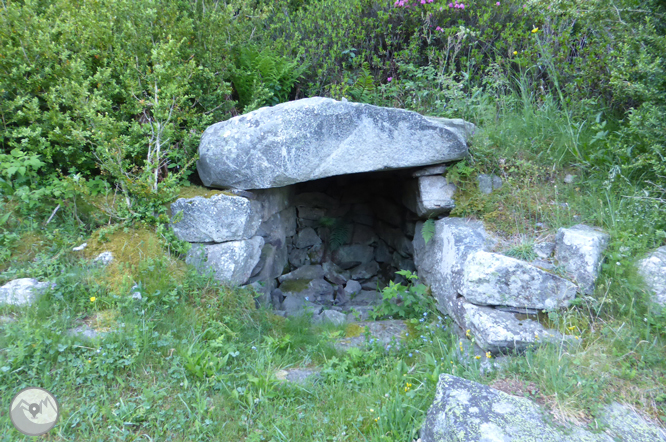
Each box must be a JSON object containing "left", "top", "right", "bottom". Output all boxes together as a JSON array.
[
  {"left": 229, "top": 45, "right": 309, "bottom": 113},
  {"left": 421, "top": 219, "right": 436, "bottom": 245},
  {"left": 348, "top": 61, "right": 375, "bottom": 103}
]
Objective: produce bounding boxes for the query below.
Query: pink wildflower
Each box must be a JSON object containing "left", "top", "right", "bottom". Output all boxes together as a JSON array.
[{"left": 387, "top": 77, "right": 392, "bottom": 82}]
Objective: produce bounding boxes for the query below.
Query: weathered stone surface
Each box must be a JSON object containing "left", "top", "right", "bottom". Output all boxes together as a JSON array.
[
  {"left": 452, "top": 299, "right": 567, "bottom": 353},
  {"left": 598, "top": 402, "right": 666, "bottom": 441},
  {"left": 332, "top": 244, "right": 375, "bottom": 269},
  {"left": 412, "top": 163, "right": 447, "bottom": 177},
  {"left": 461, "top": 251, "right": 578, "bottom": 310},
  {"left": 248, "top": 243, "right": 288, "bottom": 285},
  {"left": 422, "top": 374, "right": 623, "bottom": 442},
  {"left": 256, "top": 206, "right": 297, "bottom": 248},
  {"left": 554, "top": 224, "right": 609, "bottom": 295},
  {"left": 275, "top": 368, "right": 320, "bottom": 384},
  {"left": 477, "top": 173, "right": 503, "bottom": 194},
  {"left": 313, "top": 309, "right": 347, "bottom": 326},
  {"left": 344, "top": 280, "right": 362, "bottom": 297},
  {"left": 0, "top": 278, "right": 55, "bottom": 307},
  {"left": 350, "top": 261, "right": 380, "bottom": 280},
  {"left": 295, "top": 227, "right": 322, "bottom": 249},
  {"left": 288, "top": 248, "right": 310, "bottom": 268},
  {"left": 186, "top": 236, "right": 265, "bottom": 286},
  {"left": 413, "top": 218, "right": 496, "bottom": 316},
  {"left": 349, "top": 290, "right": 382, "bottom": 306},
  {"left": 323, "top": 261, "right": 349, "bottom": 285},
  {"left": 335, "top": 319, "right": 407, "bottom": 351},
  {"left": 281, "top": 295, "right": 322, "bottom": 317},
  {"left": 197, "top": 97, "right": 473, "bottom": 190},
  {"left": 171, "top": 194, "right": 262, "bottom": 243},
  {"left": 403, "top": 176, "right": 456, "bottom": 218},
  {"left": 278, "top": 265, "right": 325, "bottom": 283},
  {"left": 534, "top": 241, "right": 556, "bottom": 259},
  {"left": 253, "top": 187, "right": 293, "bottom": 221},
  {"left": 637, "top": 246, "right": 666, "bottom": 306},
  {"left": 297, "top": 206, "right": 326, "bottom": 221}
]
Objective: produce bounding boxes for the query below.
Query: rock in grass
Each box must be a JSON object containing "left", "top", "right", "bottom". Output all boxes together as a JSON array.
[
  {"left": 554, "top": 224, "right": 609, "bottom": 295},
  {"left": 637, "top": 246, "right": 666, "bottom": 307},
  {"left": 0, "top": 278, "right": 56, "bottom": 307},
  {"left": 421, "top": 374, "right": 661, "bottom": 442}
]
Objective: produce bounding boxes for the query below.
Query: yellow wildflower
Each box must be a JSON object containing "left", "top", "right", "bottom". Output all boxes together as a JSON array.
[
  {"left": 532, "top": 27, "right": 539, "bottom": 33},
  {"left": 513, "top": 51, "right": 517, "bottom": 55},
  {"left": 90, "top": 297, "right": 96, "bottom": 302},
  {"left": 465, "top": 329, "right": 471, "bottom": 338},
  {"left": 486, "top": 351, "right": 492, "bottom": 359},
  {"left": 475, "top": 355, "right": 481, "bottom": 359}
]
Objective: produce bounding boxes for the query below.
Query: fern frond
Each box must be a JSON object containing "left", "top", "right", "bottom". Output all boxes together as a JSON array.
[{"left": 422, "top": 219, "right": 435, "bottom": 244}]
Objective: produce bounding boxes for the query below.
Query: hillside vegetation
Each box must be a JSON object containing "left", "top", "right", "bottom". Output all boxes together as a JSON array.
[{"left": 1, "top": 0, "right": 665, "bottom": 440}]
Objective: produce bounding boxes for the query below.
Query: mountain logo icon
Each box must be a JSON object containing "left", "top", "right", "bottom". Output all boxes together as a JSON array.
[{"left": 10, "top": 387, "right": 60, "bottom": 436}]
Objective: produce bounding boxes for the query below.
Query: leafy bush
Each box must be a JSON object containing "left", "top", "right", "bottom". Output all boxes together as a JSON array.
[{"left": 372, "top": 270, "right": 435, "bottom": 319}]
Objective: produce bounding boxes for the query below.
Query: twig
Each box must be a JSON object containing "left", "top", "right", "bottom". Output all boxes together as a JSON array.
[{"left": 44, "top": 204, "right": 61, "bottom": 226}]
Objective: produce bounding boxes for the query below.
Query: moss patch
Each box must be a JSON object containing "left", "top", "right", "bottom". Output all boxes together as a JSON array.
[
  {"left": 83, "top": 225, "right": 187, "bottom": 295},
  {"left": 279, "top": 279, "right": 312, "bottom": 293},
  {"left": 344, "top": 323, "right": 364, "bottom": 338}
]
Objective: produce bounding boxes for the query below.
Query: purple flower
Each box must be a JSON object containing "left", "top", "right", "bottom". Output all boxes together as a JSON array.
[
  {"left": 461, "top": 3, "right": 464, "bottom": 8},
  {"left": 387, "top": 77, "right": 392, "bottom": 82},
  {"left": 496, "top": 1, "right": 500, "bottom": 5},
  {"left": 448, "top": 2, "right": 453, "bottom": 7}
]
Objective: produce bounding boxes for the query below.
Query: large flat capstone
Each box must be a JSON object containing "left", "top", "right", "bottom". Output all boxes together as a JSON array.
[{"left": 197, "top": 97, "right": 474, "bottom": 190}]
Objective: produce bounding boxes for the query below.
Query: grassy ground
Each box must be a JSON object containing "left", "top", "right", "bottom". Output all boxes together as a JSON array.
[{"left": 1, "top": 92, "right": 665, "bottom": 440}]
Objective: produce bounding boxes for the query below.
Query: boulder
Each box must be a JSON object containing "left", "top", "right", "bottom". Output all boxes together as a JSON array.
[
  {"left": 322, "top": 261, "right": 349, "bottom": 285},
  {"left": 288, "top": 248, "right": 310, "bottom": 268},
  {"left": 554, "top": 224, "right": 609, "bottom": 295},
  {"left": 170, "top": 194, "right": 262, "bottom": 243},
  {"left": 197, "top": 97, "right": 473, "bottom": 190},
  {"left": 332, "top": 244, "right": 375, "bottom": 269},
  {"left": 248, "top": 243, "right": 288, "bottom": 285},
  {"left": 185, "top": 236, "right": 264, "bottom": 286},
  {"left": 477, "top": 173, "right": 503, "bottom": 194},
  {"left": 452, "top": 299, "right": 569, "bottom": 353},
  {"left": 351, "top": 224, "right": 378, "bottom": 246},
  {"left": 403, "top": 176, "right": 456, "bottom": 218},
  {"left": 421, "top": 374, "right": 646, "bottom": 442},
  {"left": 413, "top": 217, "right": 496, "bottom": 316},
  {"left": 313, "top": 309, "right": 347, "bottom": 326},
  {"left": 350, "top": 261, "right": 380, "bottom": 280},
  {"left": 0, "top": 278, "right": 56, "bottom": 307},
  {"left": 375, "top": 240, "right": 392, "bottom": 263},
  {"left": 344, "top": 280, "right": 363, "bottom": 297},
  {"left": 637, "top": 246, "right": 666, "bottom": 306},
  {"left": 295, "top": 227, "right": 322, "bottom": 249},
  {"left": 278, "top": 265, "right": 325, "bottom": 283},
  {"left": 461, "top": 251, "right": 578, "bottom": 310},
  {"left": 597, "top": 402, "right": 666, "bottom": 441}
]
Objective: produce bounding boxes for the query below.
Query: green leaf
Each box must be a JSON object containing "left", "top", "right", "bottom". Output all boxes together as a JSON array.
[{"left": 422, "top": 219, "right": 435, "bottom": 244}]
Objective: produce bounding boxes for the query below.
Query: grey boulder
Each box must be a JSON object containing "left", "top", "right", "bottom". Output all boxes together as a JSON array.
[
  {"left": 452, "top": 299, "right": 569, "bottom": 353},
  {"left": 554, "top": 224, "right": 609, "bottom": 295},
  {"left": 421, "top": 374, "right": 661, "bottom": 442},
  {"left": 403, "top": 175, "right": 456, "bottom": 218},
  {"left": 197, "top": 97, "right": 473, "bottom": 190},
  {"left": 0, "top": 278, "right": 56, "bottom": 307},
  {"left": 186, "top": 236, "right": 265, "bottom": 286},
  {"left": 461, "top": 251, "right": 578, "bottom": 310},
  {"left": 637, "top": 246, "right": 666, "bottom": 306},
  {"left": 171, "top": 193, "right": 262, "bottom": 243}
]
